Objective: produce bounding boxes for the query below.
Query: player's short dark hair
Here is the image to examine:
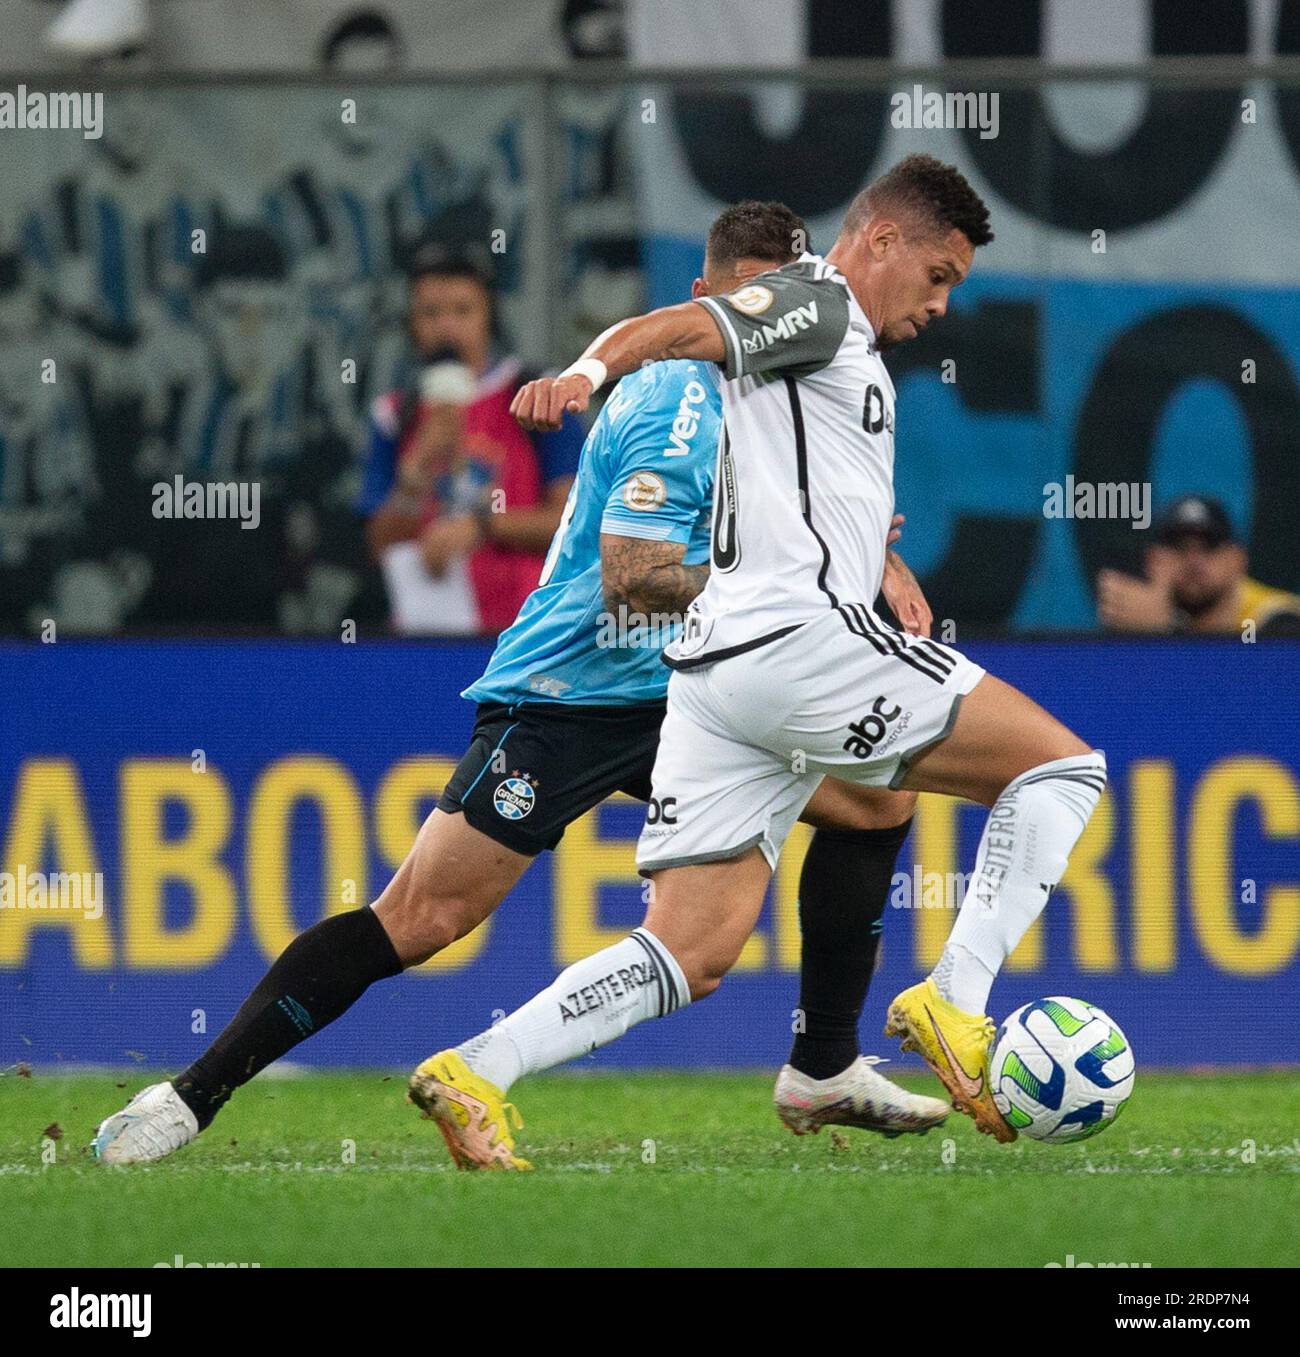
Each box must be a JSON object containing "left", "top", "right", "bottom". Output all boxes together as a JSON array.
[
  {"left": 847, "top": 154, "right": 994, "bottom": 247},
  {"left": 705, "top": 201, "right": 808, "bottom": 269}
]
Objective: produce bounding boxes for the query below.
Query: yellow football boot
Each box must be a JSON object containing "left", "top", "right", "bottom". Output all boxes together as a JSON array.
[
  {"left": 408, "top": 1050, "right": 533, "bottom": 1170},
  {"left": 884, "top": 977, "right": 1017, "bottom": 1143}
]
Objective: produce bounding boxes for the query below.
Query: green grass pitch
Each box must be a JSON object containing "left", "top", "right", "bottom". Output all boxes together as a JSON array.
[{"left": 2, "top": 1069, "right": 1297, "bottom": 1268}]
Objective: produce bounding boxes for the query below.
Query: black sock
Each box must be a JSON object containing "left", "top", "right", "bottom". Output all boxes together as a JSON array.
[
  {"left": 174, "top": 907, "right": 403, "bottom": 1129},
  {"left": 789, "top": 819, "right": 912, "bottom": 1081}
]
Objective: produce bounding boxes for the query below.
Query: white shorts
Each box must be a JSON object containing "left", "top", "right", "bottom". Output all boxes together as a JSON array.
[{"left": 636, "top": 606, "right": 985, "bottom": 873}]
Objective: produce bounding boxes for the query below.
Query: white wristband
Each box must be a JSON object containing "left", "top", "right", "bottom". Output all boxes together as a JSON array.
[{"left": 557, "top": 357, "right": 608, "bottom": 392}]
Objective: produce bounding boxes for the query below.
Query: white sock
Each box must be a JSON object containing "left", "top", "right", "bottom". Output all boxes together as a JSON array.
[
  {"left": 456, "top": 928, "right": 690, "bottom": 1093},
  {"left": 932, "top": 751, "right": 1107, "bottom": 1015},
  {"left": 932, "top": 944, "right": 996, "bottom": 1016}
]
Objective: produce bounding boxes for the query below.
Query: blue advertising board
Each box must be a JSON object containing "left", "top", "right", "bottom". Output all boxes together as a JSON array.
[{"left": 2, "top": 639, "right": 1297, "bottom": 1072}]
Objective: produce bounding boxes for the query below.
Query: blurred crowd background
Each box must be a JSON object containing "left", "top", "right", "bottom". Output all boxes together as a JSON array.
[{"left": 2, "top": 0, "right": 1299, "bottom": 639}]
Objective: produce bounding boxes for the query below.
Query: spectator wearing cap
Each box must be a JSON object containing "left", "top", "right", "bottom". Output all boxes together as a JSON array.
[
  {"left": 359, "top": 248, "right": 582, "bottom": 634},
  {"left": 1097, "top": 494, "right": 1300, "bottom": 637}
]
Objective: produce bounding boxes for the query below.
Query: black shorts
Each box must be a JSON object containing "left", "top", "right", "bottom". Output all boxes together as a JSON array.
[{"left": 438, "top": 699, "right": 668, "bottom": 855}]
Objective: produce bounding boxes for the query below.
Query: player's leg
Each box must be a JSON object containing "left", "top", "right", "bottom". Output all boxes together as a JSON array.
[
  {"left": 179, "top": 807, "right": 528, "bottom": 1117},
  {"left": 777, "top": 782, "right": 949, "bottom": 1136},
  {"left": 794, "top": 782, "right": 914, "bottom": 1076},
  {"left": 372, "top": 808, "right": 531, "bottom": 965},
  {"left": 641, "top": 850, "right": 774, "bottom": 996},
  {"left": 172, "top": 733, "right": 541, "bottom": 1119},
  {"left": 885, "top": 672, "right": 1106, "bottom": 1140},
  {"left": 93, "top": 807, "right": 531, "bottom": 1165},
  {"left": 895, "top": 672, "right": 1101, "bottom": 1009},
  {"left": 896, "top": 671, "right": 1092, "bottom": 805},
  {"left": 91, "top": 701, "right": 567, "bottom": 1164},
  {"left": 413, "top": 668, "right": 816, "bottom": 1168},
  {"left": 410, "top": 850, "right": 773, "bottom": 1170},
  {"left": 448, "top": 845, "right": 772, "bottom": 1082},
  {"left": 714, "top": 608, "right": 1104, "bottom": 1143}
]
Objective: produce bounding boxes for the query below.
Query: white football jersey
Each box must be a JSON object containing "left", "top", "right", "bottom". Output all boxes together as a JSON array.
[{"left": 666, "top": 253, "right": 897, "bottom": 669}]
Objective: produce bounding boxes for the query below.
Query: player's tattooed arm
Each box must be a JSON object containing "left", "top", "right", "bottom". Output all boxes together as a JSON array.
[{"left": 600, "top": 533, "right": 709, "bottom": 616}]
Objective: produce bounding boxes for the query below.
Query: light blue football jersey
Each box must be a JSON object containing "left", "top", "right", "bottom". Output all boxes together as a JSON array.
[{"left": 465, "top": 360, "right": 720, "bottom": 707}]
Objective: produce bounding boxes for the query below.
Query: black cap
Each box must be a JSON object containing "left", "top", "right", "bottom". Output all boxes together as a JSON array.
[{"left": 1154, "top": 495, "right": 1234, "bottom": 548}]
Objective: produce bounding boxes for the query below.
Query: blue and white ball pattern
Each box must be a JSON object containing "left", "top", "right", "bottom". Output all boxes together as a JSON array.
[{"left": 990, "top": 997, "right": 1135, "bottom": 1143}]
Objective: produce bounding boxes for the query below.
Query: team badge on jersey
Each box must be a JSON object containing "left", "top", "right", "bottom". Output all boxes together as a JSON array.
[
  {"left": 493, "top": 776, "right": 536, "bottom": 820},
  {"left": 725, "top": 284, "right": 774, "bottom": 316},
  {"left": 622, "top": 470, "right": 667, "bottom": 511}
]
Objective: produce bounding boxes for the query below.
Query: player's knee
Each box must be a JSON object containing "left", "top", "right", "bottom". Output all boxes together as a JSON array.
[
  {"left": 991, "top": 733, "right": 1100, "bottom": 803},
  {"left": 692, "top": 977, "right": 721, "bottom": 1009},
  {"left": 680, "top": 944, "right": 741, "bottom": 1001},
  {"left": 685, "top": 967, "right": 725, "bottom": 1003},
  {"left": 1009, "top": 746, "right": 1107, "bottom": 813},
  {"left": 1057, "top": 729, "right": 1093, "bottom": 761},
  {"left": 380, "top": 885, "right": 475, "bottom": 963},
  {"left": 412, "top": 906, "right": 465, "bottom": 958}
]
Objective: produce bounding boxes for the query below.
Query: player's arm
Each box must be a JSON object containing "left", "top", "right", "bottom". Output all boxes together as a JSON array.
[
  {"left": 512, "top": 304, "right": 725, "bottom": 432},
  {"left": 594, "top": 364, "right": 716, "bottom": 614},
  {"left": 600, "top": 534, "right": 708, "bottom": 616}
]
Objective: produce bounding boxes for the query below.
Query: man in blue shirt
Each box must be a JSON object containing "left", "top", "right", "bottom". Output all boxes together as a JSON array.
[{"left": 94, "top": 203, "right": 946, "bottom": 1166}]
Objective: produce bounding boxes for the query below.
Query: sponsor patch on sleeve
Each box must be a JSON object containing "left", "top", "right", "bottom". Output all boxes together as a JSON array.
[
  {"left": 622, "top": 470, "right": 667, "bottom": 512},
  {"left": 724, "top": 284, "right": 774, "bottom": 316}
]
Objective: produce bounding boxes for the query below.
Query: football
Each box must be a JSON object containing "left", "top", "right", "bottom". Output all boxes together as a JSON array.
[{"left": 990, "top": 997, "right": 1135, "bottom": 1143}]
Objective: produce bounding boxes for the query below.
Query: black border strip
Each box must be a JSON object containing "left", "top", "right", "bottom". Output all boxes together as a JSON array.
[
  {"left": 632, "top": 928, "right": 682, "bottom": 1014},
  {"left": 627, "top": 931, "right": 667, "bottom": 1018},
  {"left": 784, "top": 376, "right": 839, "bottom": 609}
]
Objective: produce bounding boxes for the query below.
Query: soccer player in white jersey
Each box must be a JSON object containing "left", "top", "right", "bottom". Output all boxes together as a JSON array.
[{"left": 417, "top": 155, "right": 1108, "bottom": 1163}]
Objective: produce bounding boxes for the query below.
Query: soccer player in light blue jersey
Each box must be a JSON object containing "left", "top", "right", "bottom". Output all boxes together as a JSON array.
[{"left": 93, "top": 202, "right": 946, "bottom": 1168}]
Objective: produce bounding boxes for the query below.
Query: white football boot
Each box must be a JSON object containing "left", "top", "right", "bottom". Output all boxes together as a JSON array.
[
  {"left": 775, "top": 1055, "right": 950, "bottom": 1138},
  {"left": 93, "top": 1082, "right": 199, "bottom": 1164}
]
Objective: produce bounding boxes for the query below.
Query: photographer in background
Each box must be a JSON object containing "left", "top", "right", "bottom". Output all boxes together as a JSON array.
[
  {"left": 359, "top": 247, "right": 582, "bottom": 634},
  {"left": 1098, "top": 494, "right": 1300, "bottom": 638}
]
